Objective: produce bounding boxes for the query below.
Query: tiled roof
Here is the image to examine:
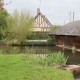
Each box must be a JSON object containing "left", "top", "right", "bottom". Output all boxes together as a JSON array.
[{"left": 49, "top": 20, "right": 80, "bottom": 36}]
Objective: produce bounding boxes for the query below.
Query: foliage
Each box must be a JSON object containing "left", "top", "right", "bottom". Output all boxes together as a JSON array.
[
  {"left": 0, "top": 9, "right": 9, "bottom": 40},
  {"left": 48, "top": 25, "right": 60, "bottom": 42},
  {"left": 5, "top": 10, "right": 34, "bottom": 44},
  {"left": 27, "top": 31, "right": 49, "bottom": 40},
  {"left": 0, "top": 49, "right": 2, "bottom": 54},
  {"left": 50, "top": 25, "right": 61, "bottom": 31},
  {"left": 47, "top": 36, "right": 54, "bottom": 42},
  {"left": 0, "top": 53, "right": 74, "bottom": 80},
  {"left": 39, "top": 51, "right": 69, "bottom": 67},
  {"left": 0, "top": 9, "right": 8, "bottom": 28},
  {"left": 9, "top": 47, "right": 19, "bottom": 54}
]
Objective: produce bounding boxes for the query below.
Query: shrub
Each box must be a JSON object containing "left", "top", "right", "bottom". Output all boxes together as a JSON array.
[
  {"left": 5, "top": 9, "right": 34, "bottom": 44},
  {"left": 47, "top": 36, "right": 54, "bottom": 42},
  {"left": 27, "top": 31, "right": 49, "bottom": 40},
  {"left": 39, "top": 51, "right": 69, "bottom": 67}
]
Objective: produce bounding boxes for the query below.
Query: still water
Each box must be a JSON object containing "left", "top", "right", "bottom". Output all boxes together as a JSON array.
[
  {"left": 0, "top": 45, "right": 80, "bottom": 79},
  {"left": 1, "top": 46, "right": 80, "bottom": 64}
]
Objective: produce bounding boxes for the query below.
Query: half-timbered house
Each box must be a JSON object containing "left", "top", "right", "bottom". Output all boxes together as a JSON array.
[{"left": 33, "top": 8, "right": 52, "bottom": 31}]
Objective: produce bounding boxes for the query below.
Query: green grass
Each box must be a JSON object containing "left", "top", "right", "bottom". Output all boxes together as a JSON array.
[{"left": 0, "top": 54, "right": 74, "bottom": 80}]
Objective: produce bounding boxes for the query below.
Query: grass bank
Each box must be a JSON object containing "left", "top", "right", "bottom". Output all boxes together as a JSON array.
[{"left": 0, "top": 54, "right": 74, "bottom": 80}]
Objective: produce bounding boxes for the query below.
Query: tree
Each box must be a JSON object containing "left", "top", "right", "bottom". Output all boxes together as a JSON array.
[
  {"left": 0, "top": 0, "right": 4, "bottom": 10},
  {"left": 0, "top": 9, "right": 9, "bottom": 40},
  {"left": 6, "top": 10, "right": 34, "bottom": 44}
]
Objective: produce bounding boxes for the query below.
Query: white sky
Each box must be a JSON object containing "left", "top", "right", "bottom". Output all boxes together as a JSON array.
[{"left": 4, "top": 0, "right": 80, "bottom": 25}]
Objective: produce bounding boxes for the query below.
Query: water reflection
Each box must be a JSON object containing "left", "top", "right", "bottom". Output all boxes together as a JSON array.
[{"left": 0, "top": 45, "right": 80, "bottom": 64}]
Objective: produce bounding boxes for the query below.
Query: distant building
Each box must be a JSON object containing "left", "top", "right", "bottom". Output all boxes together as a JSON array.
[
  {"left": 33, "top": 8, "right": 52, "bottom": 31},
  {"left": 49, "top": 20, "right": 80, "bottom": 47}
]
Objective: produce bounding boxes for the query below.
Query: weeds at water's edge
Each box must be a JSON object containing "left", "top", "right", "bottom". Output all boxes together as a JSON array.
[
  {"left": 38, "top": 51, "right": 69, "bottom": 67},
  {"left": 0, "top": 48, "right": 68, "bottom": 67}
]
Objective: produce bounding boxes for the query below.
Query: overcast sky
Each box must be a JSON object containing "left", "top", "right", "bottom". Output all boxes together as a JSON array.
[{"left": 4, "top": 0, "right": 80, "bottom": 25}]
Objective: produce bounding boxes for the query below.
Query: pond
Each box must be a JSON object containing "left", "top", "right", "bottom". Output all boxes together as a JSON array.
[
  {"left": 0, "top": 45, "right": 80, "bottom": 80},
  {"left": 1, "top": 45, "right": 80, "bottom": 64}
]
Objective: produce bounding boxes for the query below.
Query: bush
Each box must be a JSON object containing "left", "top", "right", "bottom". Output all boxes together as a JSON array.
[
  {"left": 27, "top": 31, "right": 49, "bottom": 40},
  {"left": 39, "top": 51, "right": 69, "bottom": 67},
  {"left": 0, "top": 9, "right": 9, "bottom": 40},
  {"left": 5, "top": 9, "right": 34, "bottom": 44},
  {"left": 47, "top": 36, "right": 54, "bottom": 42}
]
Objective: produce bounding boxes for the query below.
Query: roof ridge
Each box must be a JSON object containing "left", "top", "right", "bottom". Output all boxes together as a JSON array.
[{"left": 34, "top": 12, "right": 52, "bottom": 27}]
